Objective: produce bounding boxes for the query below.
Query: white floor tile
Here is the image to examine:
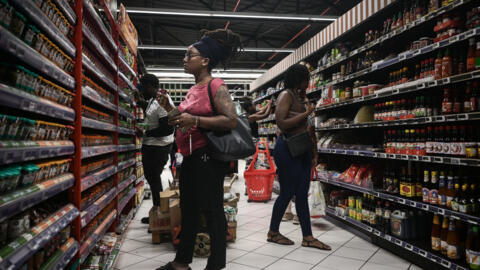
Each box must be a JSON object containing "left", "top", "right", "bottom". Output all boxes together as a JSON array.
[
  {"left": 123, "top": 258, "right": 165, "bottom": 270},
  {"left": 314, "top": 255, "right": 365, "bottom": 270},
  {"left": 127, "top": 244, "right": 176, "bottom": 258},
  {"left": 225, "top": 262, "right": 260, "bottom": 270},
  {"left": 408, "top": 264, "right": 423, "bottom": 270},
  {"left": 264, "top": 258, "right": 313, "bottom": 270},
  {"left": 226, "top": 248, "right": 249, "bottom": 262},
  {"left": 333, "top": 246, "right": 377, "bottom": 261},
  {"left": 244, "top": 231, "right": 269, "bottom": 243},
  {"left": 284, "top": 248, "right": 329, "bottom": 265},
  {"left": 253, "top": 243, "right": 297, "bottom": 258},
  {"left": 233, "top": 252, "right": 278, "bottom": 269},
  {"left": 114, "top": 252, "right": 148, "bottom": 269},
  {"left": 344, "top": 237, "right": 379, "bottom": 252},
  {"left": 368, "top": 250, "right": 411, "bottom": 269},
  {"left": 120, "top": 239, "right": 150, "bottom": 253},
  {"left": 227, "top": 238, "right": 266, "bottom": 251},
  {"left": 150, "top": 251, "right": 177, "bottom": 263},
  {"left": 361, "top": 262, "right": 407, "bottom": 270}
]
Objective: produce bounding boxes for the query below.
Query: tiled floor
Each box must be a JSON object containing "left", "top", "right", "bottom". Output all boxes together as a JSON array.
[{"left": 115, "top": 162, "right": 422, "bottom": 270}]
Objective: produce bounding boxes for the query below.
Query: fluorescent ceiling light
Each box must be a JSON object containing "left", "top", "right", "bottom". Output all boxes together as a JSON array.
[
  {"left": 138, "top": 45, "right": 294, "bottom": 53},
  {"left": 147, "top": 67, "right": 267, "bottom": 73},
  {"left": 151, "top": 72, "right": 262, "bottom": 79},
  {"left": 124, "top": 8, "right": 337, "bottom": 22}
]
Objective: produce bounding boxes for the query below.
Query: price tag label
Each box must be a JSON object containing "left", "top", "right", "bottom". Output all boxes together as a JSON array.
[
  {"left": 397, "top": 198, "right": 406, "bottom": 204},
  {"left": 385, "top": 235, "right": 392, "bottom": 241},
  {"left": 422, "top": 204, "right": 429, "bottom": 210},
  {"left": 443, "top": 77, "right": 451, "bottom": 84},
  {"left": 374, "top": 230, "right": 381, "bottom": 236},
  {"left": 433, "top": 43, "right": 440, "bottom": 49},
  {"left": 450, "top": 35, "right": 460, "bottom": 43},
  {"left": 409, "top": 201, "right": 417, "bottom": 207},
  {"left": 419, "top": 250, "right": 428, "bottom": 257},
  {"left": 441, "top": 260, "right": 451, "bottom": 268},
  {"left": 438, "top": 208, "right": 445, "bottom": 215},
  {"left": 405, "top": 244, "right": 413, "bottom": 251},
  {"left": 395, "top": 239, "right": 402, "bottom": 246},
  {"left": 366, "top": 226, "right": 373, "bottom": 232}
]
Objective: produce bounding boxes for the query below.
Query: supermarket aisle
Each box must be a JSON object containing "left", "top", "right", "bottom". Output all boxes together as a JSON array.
[{"left": 114, "top": 175, "right": 421, "bottom": 270}]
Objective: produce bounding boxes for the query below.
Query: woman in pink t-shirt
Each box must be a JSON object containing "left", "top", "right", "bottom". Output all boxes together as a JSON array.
[{"left": 157, "top": 29, "right": 242, "bottom": 270}]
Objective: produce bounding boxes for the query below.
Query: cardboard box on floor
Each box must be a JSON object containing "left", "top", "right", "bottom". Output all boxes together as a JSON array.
[{"left": 150, "top": 190, "right": 180, "bottom": 244}]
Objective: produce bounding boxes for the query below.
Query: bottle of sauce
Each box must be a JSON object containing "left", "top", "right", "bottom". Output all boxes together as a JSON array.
[
  {"left": 452, "top": 175, "right": 462, "bottom": 212},
  {"left": 400, "top": 166, "right": 407, "bottom": 197},
  {"left": 383, "top": 201, "right": 391, "bottom": 235},
  {"left": 465, "top": 82, "right": 474, "bottom": 113},
  {"left": 459, "top": 179, "right": 470, "bottom": 214},
  {"left": 476, "top": 40, "right": 480, "bottom": 70},
  {"left": 430, "top": 170, "right": 439, "bottom": 205},
  {"left": 466, "top": 125, "right": 478, "bottom": 158},
  {"left": 441, "top": 216, "right": 450, "bottom": 255},
  {"left": 470, "top": 182, "right": 478, "bottom": 215},
  {"left": 435, "top": 51, "right": 443, "bottom": 79},
  {"left": 467, "top": 226, "right": 480, "bottom": 269},
  {"left": 375, "top": 200, "right": 383, "bottom": 230},
  {"left": 441, "top": 49, "right": 452, "bottom": 78},
  {"left": 468, "top": 38, "right": 476, "bottom": 72},
  {"left": 453, "top": 89, "right": 463, "bottom": 114},
  {"left": 446, "top": 170, "right": 456, "bottom": 209},
  {"left": 444, "top": 126, "right": 452, "bottom": 155},
  {"left": 432, "top": 214, "right": 442, "bottom": 252},
  {"left": 423, "top": 169, "right": 431, "bottom": 203},
  {"left": 447, "top": 219, "right": 461, "bottom": 260},
  {"left": 442, "top": 88, "right": 453, "bottom": 115},
  {"left": 473, "top": 82, "right": 480, "bottom": 112},
  {"left": 438, "top": 170, "right": 447, "bottom": 207}
]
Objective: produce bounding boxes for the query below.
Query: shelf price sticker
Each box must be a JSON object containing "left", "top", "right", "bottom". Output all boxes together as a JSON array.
[
  {"left": 373, "top": 230, "right": 381, "bottom": 236},
  {"left": 419, "top": 250, "right": 428, "bottom": 258},
  {"left": 441, "top": 259, "right": 451, "bottom": 268},
  {"left": 405, "top": 244, "right": 413, "bottom": 251}
]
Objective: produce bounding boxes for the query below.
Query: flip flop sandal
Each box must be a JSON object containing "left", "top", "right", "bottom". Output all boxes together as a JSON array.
[
  {"left": 156, "top": 262, "right": 192, "bottom": 270},
  {"left": 302, "top": 239, "right": 332, "bottom": 250},
  {"left": 267, "top": 232, "right": 294, "bottom": 245}
]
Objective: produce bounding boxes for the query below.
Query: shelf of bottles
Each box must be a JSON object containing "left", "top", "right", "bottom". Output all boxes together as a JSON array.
[{"left": 234, "top": 0, "right": 480, "bottom": 269}]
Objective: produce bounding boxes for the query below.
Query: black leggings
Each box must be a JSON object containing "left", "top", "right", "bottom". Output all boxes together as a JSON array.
[
  {"left": 174, "top": 148, "right": 228, "bottom": 270},
  {"left": 269, "top": 136, "right": 313, "bottom": 237},
  {"left": 141, "top": 144, "right": 172, "bottom": 206}
]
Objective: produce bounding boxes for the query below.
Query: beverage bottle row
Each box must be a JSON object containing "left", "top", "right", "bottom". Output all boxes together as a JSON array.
[
  {"left": 442, "top": 83, "right": 480, "bottom": 115},
  {"left": 431, "top": 215, "right": 480, "bottom": 268},
  {"left": 374, "top": 96, "right": 438, "bottom": 121},
  {"left": 383, "top": 163, "right": 480, "bottom": 216},
  {"left": 383, "top": 124, "right": 480, "bottom": 158}
]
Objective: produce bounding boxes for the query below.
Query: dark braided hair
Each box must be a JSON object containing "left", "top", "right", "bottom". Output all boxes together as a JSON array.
[
  {"left": 240, "top": 96, "right": 254, "bottom": 112},
  {"left": 200, "top": 29, "right": 242, "bottom": 71},
  {"left": 284, "top": 64, "right": 309, "bottom": 90}
]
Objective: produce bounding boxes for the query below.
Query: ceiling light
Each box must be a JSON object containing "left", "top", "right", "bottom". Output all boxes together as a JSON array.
[
  {"left": 151, "top": 72, "right": 262, "bottom": 79},
  {"left": 138, "top": 45, "right": 294, "bottom": 53},
  {"left": 146, "top": 67, "right": 267, "bottom": 73}
]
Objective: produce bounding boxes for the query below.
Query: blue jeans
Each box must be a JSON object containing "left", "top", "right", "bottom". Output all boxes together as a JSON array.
[{"left": 269, "top": 135, "right": 313, "bottom": 237}]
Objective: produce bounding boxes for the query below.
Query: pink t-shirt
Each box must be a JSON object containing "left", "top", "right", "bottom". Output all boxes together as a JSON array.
[{"left": 176, "top": 78, "right": 225, "bottom": 156}]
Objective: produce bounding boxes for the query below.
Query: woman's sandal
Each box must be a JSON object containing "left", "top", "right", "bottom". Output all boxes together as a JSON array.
[
  {"left": 302, "top": 238, "right": 332, "bottom": 250},
  {"left": 267, "top": 232, "right": 294, "bottom": 245},
  {"left": 156, "top": 262, "right": 192, "bottom": 270}
]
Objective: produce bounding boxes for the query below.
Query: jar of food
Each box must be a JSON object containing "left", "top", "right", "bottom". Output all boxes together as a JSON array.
[
  {"left": 20, "top": 164, "right": 38, "bottom": 187},
  {"left": 419, "top": 37, "right": 432, "bottom": 48},
  {"left": 33, "top": 32, "right": 45, "bottom": 53},
  {"left": 9, "top": 11, "right": 26, "bottom": 37},
  {"left": 0, "top": 0, "right": 13, "bottom": 28},
  {"left": 361, "top": 86, "right": 369, "bottom": 96},
  {"left": 5, "top": 115, "right": 20, "bottom": 140},
  {"left": 8, "top": 215, "right": 25, "bottom": 240},
  {"left": 22, "top": 24, "right": 39, "bottom": 46}
]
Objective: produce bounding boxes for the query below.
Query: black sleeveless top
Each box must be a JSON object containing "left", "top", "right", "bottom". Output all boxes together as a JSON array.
[{"left": 250, "top": 121, "right": 259, "bottom": 138}]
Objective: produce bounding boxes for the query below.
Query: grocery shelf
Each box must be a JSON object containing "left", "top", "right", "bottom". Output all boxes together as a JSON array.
[
  {"left": 0, "top": 83, "right": 75, "bottom": 122},
  {"left": 82, "top": 54, "right": 117, "bottom": 92},
  {"left": 0, "top": 26, "right": 75, "bottom": 89},
  {"left": 318, "top": 148, "right": 480, "bottom": 167},
  {"left": 312, "top": 69, "right": 480, "bottom": 112},
  {"left": 118, "top": 90, "right": 135, "bottom": 105},
  {"left": 118, "top": 175, "right": 136, "bottom": 194},
  {"left": 82, "top": 86, "right": 117, "bottom": 112},
  {"left": 119, "top": 72, "right": 137, "bottom": 92},
  {"left": 79, "top": 209, "right": 117, "bottom": 263},
  {"left": 0, "top": 141, "right": 74, "bottom": 166},
  {"left": 118, "top": 53, "right": 137, "bottom": 79},
  {"left": 254, "top": 89, "right": 282, "bottom": 104},
  {"left": 83, "top": 23, "right": 117, "bottom": 72},
  {"left": 118, "top": 144, "right": 136, "bottom": 153},
  {"left": 118, "top": 127, "right": 135, "bottom": 135},
  {"left": 81, "top": 165, "right": 117, "bottom": 192},
  {"left": 82, "top": 117, "right": 117, "bottom": 132},
  {"left": 118, "top": 188, "right": 137, "bottom": 215},
  {"left": 119, "top": 107, "right": 135, "bottom": 120},
  {"left": 115, "top": 208, "right": 134, "bottom": 236},
  {"left": 325, "top": 207, "right": 467, "bottom": 270},
  {"left": 309, "top": 0, "right": 471, "bottom": 77},
  {"left": 81, "top": 145, "right": 117, "bottom": 159},
  {"left": 103, "top": 235, "right": 123, "bottom": 270},
  {"left": 0, "top": 173, "right": 75, "bottom": 222},
  {"left": 0, "top": 204, "right": 79, "bottom": 269},
  {"left": 318, "top": 175, "right": 480, "bottom": 226},
  {"left": 52, "top": 0, "right": 77, "bottom": 24},
  {"left": 81, "top": 188, "right": 117, "bottom": 227},
  {"left": 316, "top": 112, "right": 480, "bottom": 131},
  {"left": 135, "top": 175, "right": 145, "bottom": 186},
  {"left": 46, "top": 237, "right": 79, "bottom": 270},
  {"left": 118, "top": 158, "right": 136, "bottom": 172},
  {"left": 258, "top": 118, "right": 276, "bottom": 124},
  {"left": 310, "top": 27, "right": 480, "bottom": 98},
  {"left": 83, "top": 0, "right": 117, "bottom": 52},
  {"left": 258, "top": 132, "right": 277, "bottom": 136},
  {"left": 9, "top": 0, "right": 76, "bottom": 57}
]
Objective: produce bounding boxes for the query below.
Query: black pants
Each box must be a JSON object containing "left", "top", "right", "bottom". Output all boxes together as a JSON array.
[
  {"left": 174, "top": 148, "right": 228, "bottom": 270},
  {"left": 141, "top": 144, "right": 172, "bottom": 206}
]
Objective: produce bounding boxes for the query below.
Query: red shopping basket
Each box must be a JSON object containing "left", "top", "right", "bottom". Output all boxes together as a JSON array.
[{"left": 244, "top": 142, "right": 276, "bottom": 203}]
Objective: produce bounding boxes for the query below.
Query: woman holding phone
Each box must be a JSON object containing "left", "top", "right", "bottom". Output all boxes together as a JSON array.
[{"left": 156, "top": 29, "right": 242, "bottom": 270}]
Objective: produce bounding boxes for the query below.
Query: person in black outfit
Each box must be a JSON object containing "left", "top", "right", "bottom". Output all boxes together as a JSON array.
[
  {"left": 240, "top": 96, "right": 273, "bottom": 139},
  {"left": 137, "top": 74, "right": 175, "bottom": 226}
]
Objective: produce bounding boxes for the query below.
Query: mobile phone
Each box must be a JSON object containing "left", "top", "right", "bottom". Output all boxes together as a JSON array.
[{"left": 160, "top": 89, "right": 167, "bottom": 94}]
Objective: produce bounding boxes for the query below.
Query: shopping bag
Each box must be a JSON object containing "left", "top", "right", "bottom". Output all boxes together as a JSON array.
[{"left": 308, "top": 171, "right": 326, "bottom": 218}]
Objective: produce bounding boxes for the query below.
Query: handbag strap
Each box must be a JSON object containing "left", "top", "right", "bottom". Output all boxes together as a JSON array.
[{"left": 206, "top": 79, "right": 218, "bottom": 115}]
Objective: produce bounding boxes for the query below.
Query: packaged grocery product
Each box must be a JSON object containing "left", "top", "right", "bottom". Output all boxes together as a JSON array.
[
  {"left": 20, "top": 164, "right": 39, "bottom": 187},
  {"left": 0, "top": 0, "right": 13, "bottom": 28},
  {"left": 22, "top": 24, "right": 39, "bottom": 46},
  {"left": 8, "top": 215, "right": 25, "bottom": 240},
  {"left": 9, "top": 11, "right": 26, "bottom": 37},
  {"left": 0, "top": 221, "right": 7, "bottom": 245}
]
